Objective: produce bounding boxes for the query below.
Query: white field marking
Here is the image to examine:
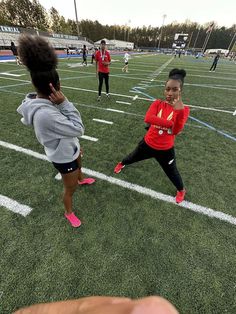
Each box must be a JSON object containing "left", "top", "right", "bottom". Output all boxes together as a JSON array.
[
  {"left": 0, "top": 89, "right": 26, "bottom": 96},
  {"left": 81, "top": 135, "right": 98, "bottom": 142},
  {"left": 129, "top": 90, "right": 141, "bottom": 93},
  {"left": 0, "top": 72, "right": 25, "bottom": 77},
  {"left": 133, "top": 95, "right": 139, "bottom": 100},
  {"left": 116, "top": 100, "right": 131, "bottom": 105},
  {"left": 1, "top": 140, "right": 236, "bottom": 226},
  {"left": 0, "top": 75, "right": 233, "bottom": 115},
  {"left": 92, "top": 118, "right": 113, "bottom": 125},
  {"left": 0, "top": 194, "right": 32, "bottom": 217},
  {"left": 0, "top": 76, "right": 30, "bottom": 83},
  {"left": 233, "top": 110, "right": 236, "bottom": 116},
  {"left": 61, "top": 85, "right": 151, "bottom": 101},
  {"left": 141, "top": 80, "right": 150, "bottom": 83},
  {"left": 106, "top": 108, "right": 125, "bottom": 113},
  {"left": 0, "top": 82, "right": 31, "bottom": 89},
  {"left": 188, "top": 74, "right": 236, "bottom": 81},
  {"left": 61, "top": 74, "right": 95, "bottom": 81},
  {"left": 188, "top": 104, "right": 233, "bottom": 114}
]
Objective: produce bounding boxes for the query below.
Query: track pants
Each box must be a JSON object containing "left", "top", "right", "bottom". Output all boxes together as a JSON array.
[
  {"left": 122, "top": 139, "right": 184, "bottom": 191},
  {"left": 98, "top": 72, "right": 109, "bottom": 96}
]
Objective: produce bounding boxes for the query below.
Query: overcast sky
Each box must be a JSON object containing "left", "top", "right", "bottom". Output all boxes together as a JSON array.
[{"left": 38, "top": 0, "right": 236, "bottom": 28}]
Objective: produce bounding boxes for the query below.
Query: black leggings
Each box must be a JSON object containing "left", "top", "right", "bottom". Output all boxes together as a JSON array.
[
  {"left": 210, "top": 61, "right": 218, "bottom": 71},
  {"left": 122, "top": 139, "right": 184, "bottom": 191},
  {"left": 98, "top": 72, "right": 109, "bottom": 96}
]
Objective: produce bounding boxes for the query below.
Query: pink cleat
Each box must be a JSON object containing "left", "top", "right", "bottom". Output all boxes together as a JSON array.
[
  {"left": 175, "top": 189, "right": 186, "bottom": 203},
  {"left": 64, "top": 212, "right": 81, "bottom": 227},
  {"left": 114, "top": 162, "right": 125, "bottom": 174},
  {"left": 78, "top": 178, "right": 96, "bottom": 185}
]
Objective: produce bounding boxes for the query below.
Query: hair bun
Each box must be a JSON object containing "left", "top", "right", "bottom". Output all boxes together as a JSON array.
[
  {"left": 18, "top": 34, "right": 57, "bottom": 72},
  {"left": 169, "top": 68, "right": 186, "bottom": 79}
]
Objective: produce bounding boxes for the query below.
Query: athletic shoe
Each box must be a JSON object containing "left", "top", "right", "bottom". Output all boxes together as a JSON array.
[
  {"left": 106, "top": 93, "right": 110, "bottom": 98},
  {"left": 175, "top": 189, "right": 186, "bottom": 203},
  {"left": 97, "top": 96, "right": 101, "bottom": 101},
  {"left": 78, "top": 178, "right": 96, "bottom": 185},
  {"left": 64, "top": 212, "right": 81, "bottom": 227},
  {"left": 114, "top": 162, "right": 125, "bottom": 174}
]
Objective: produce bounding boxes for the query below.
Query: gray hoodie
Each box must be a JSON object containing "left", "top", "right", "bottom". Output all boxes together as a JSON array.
[{"left": 17, "top": 93, "right": 84, "bottom": 163}]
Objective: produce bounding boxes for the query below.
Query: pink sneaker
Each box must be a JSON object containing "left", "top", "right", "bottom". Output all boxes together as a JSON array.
[
  {"left": 64, "top": 212, "right": 81, "bottom": 227},
  {"left": 78, "top": 178, "right": 96, "bottom": 185},
  {"left": 175, "top": 189, "right": 186, "bottom": 203},
  {"left": 114, "top": 162, "right": 125, "bottom": 174}
]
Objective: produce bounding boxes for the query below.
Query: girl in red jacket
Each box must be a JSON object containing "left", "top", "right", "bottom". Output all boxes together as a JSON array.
[{"left": 114, "top": 68, "right": 190, "bottom": 203}]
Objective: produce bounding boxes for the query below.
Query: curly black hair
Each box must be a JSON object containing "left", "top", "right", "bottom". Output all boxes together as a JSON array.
[
  {"left": 168, "top": 68, "right": 186, "bottom": 89},
  {"left": 18, "top": 34, "right": 59, "bottom": 96}
]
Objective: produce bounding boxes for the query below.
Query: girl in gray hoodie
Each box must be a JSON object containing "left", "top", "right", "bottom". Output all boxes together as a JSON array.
[{"left": 17, "top": 34, "right": 95, "bottom": 228}]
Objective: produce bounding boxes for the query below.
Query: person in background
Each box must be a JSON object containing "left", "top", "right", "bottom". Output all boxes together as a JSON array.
[
  {"left": 82, "top": 44, "right": 88, "bottom": 66},
  {"left": 91, "top": 47, "right": 98, "bottom": 64},
  {"left": 95, "top": 40, "right": 111, "bottom": 101},
  {"left": 10, "top": 41, "right": 20, "bottom": 65},
  {"left": 209, "top": 53, "right": 220, "bottom": 72},
  {"left": 17, "top": 34, "right": 95, "bottom": 228},
  {"left": 122, "top": 51, "right": 131, "bottom": 72}
]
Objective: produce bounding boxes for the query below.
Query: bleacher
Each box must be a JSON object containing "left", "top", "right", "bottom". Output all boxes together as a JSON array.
[{"left": 0, "top": 25, "right": 94, "bottom": 51}]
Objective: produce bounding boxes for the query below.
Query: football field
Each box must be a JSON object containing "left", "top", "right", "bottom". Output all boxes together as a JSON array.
[{"left": 0, "top": 53, "right": 236, "bottom": 313}]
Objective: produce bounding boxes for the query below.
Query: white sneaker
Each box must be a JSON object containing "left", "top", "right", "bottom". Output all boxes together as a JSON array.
[
  {"left": 97, "top": 96, "right": 101, "bottom": 101},
  {"left": 106, "top": 93, "right": 110, "bottom": 98}
]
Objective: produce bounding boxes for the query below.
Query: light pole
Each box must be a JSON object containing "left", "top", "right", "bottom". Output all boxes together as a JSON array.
[
  {"left": 228, "top": 32, "right": 236, "bottom": 51},
  {"left": 192, "top": 27, "right": 200, "bottom": 51},
  {"left": 74, "top": 0, "right": 80, "bottom": 38},
  {"left": 127, "top": 19, "right": 131, "bottom": 42},
  {"left": 158, "top": 14, "right": 167, "bottom": 49}
]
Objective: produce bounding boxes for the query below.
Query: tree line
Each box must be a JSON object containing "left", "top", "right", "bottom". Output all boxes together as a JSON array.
[{"left": 0, "top": 0, "right": 235, "bottom": 50}]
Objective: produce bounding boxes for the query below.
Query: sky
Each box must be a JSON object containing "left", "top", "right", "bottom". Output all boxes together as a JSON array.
[{"left": 38, "top": 0, "right": 236, "bottom": 28}]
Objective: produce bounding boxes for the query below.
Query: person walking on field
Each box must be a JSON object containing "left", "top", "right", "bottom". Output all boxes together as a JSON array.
[
  {"left": 17, "top": 34, "right": 95, "bottom": 228},
  {"left": 209, "top": 53, "right": 220, "bottom": 72},
  {"left": 10, "top": 41, "right": 20, "bottom": 65},
  {"left": 95, "top": 40, "right": 111, "bottom": 101},
  {"left": 122, "top": 52, "right": 130, "bottom": 72},
  {"left": 114, "top": 68, "right": 190, "bottom": 204},
  {"left": 82, "top": 44, "right": 88, "bottom": 66}
]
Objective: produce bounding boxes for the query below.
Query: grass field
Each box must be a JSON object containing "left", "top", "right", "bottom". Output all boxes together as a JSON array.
[{"left": 0, "top": 52, "right": 236, "bottom": 313}]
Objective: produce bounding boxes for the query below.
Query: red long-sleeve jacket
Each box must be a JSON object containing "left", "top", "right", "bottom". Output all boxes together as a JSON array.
[{"left": 144, "top": 99, "right": 190, "bottom": 150}]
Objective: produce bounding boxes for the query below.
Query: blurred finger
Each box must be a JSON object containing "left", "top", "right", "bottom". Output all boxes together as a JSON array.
[
  {"left": 132, "top": 296, "right": 179, "bottom": 314},
  {"left": 14, "top": 296, "right": 131, "bottom": 314},
  {"left": 49, "top": 83, "right": 57, "bottom": 94}
]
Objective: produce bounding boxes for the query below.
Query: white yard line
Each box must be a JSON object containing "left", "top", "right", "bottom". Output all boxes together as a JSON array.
[
  {"left": 0, "top": 82, "right": 31, "bottom": 89},
  {"left": 107, "top": 108, "right": 125, "bottom": 113},
  {"left": 0, "top": 139, "right": 235, "bottom": 226},
  {"left": 116, "top": 101, "right": 131, "bottom": 105},
  {"left": 0, "top": 194, "right": 32, "bottom": 216},
  {"left": 0, "top": 72, "right": 25, "bottom": 77},
  {"left": 92, "top": 118, "right": 113, "bottom": 125},
  {"left": 81, "top": 135, "right": 98, "bottom": 142}
]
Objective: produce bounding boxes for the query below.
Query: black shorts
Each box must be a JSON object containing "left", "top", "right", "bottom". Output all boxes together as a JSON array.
[
  {"left": 52, "top": 159, "right": 79, "bottom": 174},
  {"left": 125, "top": 61, "right": 128, "bottom": 65}
]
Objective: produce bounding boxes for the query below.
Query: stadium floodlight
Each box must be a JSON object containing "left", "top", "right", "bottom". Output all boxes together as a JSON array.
[
  {"left": 158, "top": 14, "right": 167, "bottom": 49},
  {"left": 74, "top": 0, "right": 80, "bottom": 38}
]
